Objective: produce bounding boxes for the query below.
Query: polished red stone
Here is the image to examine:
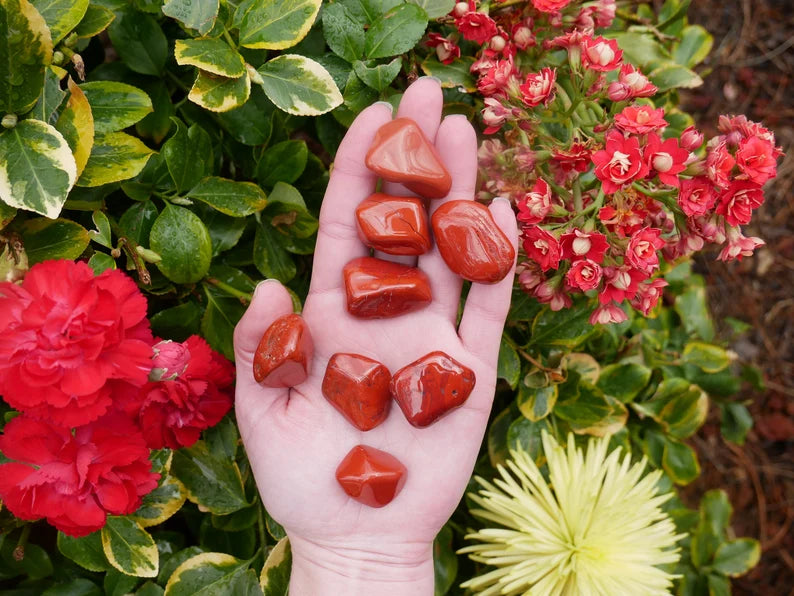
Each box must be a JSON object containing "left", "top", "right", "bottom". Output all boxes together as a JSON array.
[
  {"left": 253, "top": 314, "right": 313, "bottom": 387},
  {"left": 390, "top": 351, "right": 476, "bottom": 428},
  {"left": 322, "top": 353, "right": 391, "bottom": 431},
  {"left": 335, "top": 445, "right": 407, "bottom": 508},
  {"left": 431, "top": 200, "right": 515, "bottom": 284},
  {"left": 355, "top": 193, "right": 431, "bottom": 256},
  {"left": 365, "top": 118, "right": 452, "bottom": 199},
  {"left": 343, "top": 257, "right": 432, "bottom": 318}
]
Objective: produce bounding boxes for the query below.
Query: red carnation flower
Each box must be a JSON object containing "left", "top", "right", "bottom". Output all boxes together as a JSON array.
[
  {"left": 716, "top": 180, "right": 764, "bottom": 226},
  {"left": 138, "top": 336, "right": 234, "bottom": 450},
  {"left": 0, "top": 261, "right": 154, "bottom": 427},
  {"left": 0, "top": 413, "right": 158, "bottom": 537},
  {"left": 522, "top": 226, "right": 561, "bottom": 271},
  {"left": 592, "top": 131, "right": 649, "bottom": 194}
]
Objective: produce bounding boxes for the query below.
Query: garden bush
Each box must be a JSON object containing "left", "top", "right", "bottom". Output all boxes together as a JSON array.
[{"left": 0, "top": 0, "right": 778, "bottom": 593}]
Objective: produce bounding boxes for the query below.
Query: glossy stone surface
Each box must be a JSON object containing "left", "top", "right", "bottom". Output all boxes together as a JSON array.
[
  {"left": 365, "top": 118, "right": 452, "bottom": 199},
  {"left": 390, "top": 351, "right": 476, "bottom": 428},
  {"left": 335, "top": 445, "right": 407, "bottom": 508},
  {"left": 322, "top": 354, "right": 391, "bottom": 431},
  {"left": 253, "top": 314, "right": 313, "bottom": 387},
  {"left": 343, "top": 257, "right": 432, "bottom": 318},
  {"left": 355, "top": 193, "right": 431, "bottom": 255},
  {"left": 431, "top": 200, "right": 515, "bottom": 284}
]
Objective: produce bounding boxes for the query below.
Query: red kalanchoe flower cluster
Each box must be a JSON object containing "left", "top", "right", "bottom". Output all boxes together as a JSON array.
[
  {"left": 455, "top": 2, "right": 498, "bottom": 44},
  {"left": 519, "top": 68, "right": 557, "bottom": 107},
  {"left": 531, "top": 0, "right": 572, "bottom": 14},
  {"left": 592, "top": 131, "right": 649, "bottom": 194},
  {"left": 581, "top": 36, "right": 623, "bottom": 72}
]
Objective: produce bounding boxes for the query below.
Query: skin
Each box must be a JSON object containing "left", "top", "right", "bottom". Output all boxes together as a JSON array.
[{"left": 233, "top": 78, "right": 519, "bottom": 595}]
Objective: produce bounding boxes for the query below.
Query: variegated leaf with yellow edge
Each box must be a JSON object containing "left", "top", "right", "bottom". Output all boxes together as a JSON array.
[
  {"left": 101, "top": 516, "right": 159, "bottom": 578},
  {"left": 260, "top": 537, "right": 290, "bottom": 595},
  {"left": 77, "top": 131, "right": 154, "bottom": 187},
  {"left": 55, "top": 78, "right": 94, "bottom": 177},
  {"left": 164, "top": 552, "right": 258, "bottom": 595},
  {"left": 131, "top": 475, "right": 187, "bottom": 528},
  {"left": 235, "top": 0, "right": 321, "bottom": 50},
  {"left": 174, "top": 38, "right": 245, "bottom": 78},
  {"left": 188, "top": 69, "right": 250, "bottom": 113}
]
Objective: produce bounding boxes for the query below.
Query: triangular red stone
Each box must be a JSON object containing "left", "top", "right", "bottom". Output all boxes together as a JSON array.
[
  {"left": 365, "top": 118, "right": 451, "bottom": 199},
  {"left": 335, "top": 445, "right": 407, "bottom": 508}
]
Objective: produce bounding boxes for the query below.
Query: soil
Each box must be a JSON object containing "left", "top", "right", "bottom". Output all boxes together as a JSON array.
[{"left": 677, "top": 0, "right": 794, "bottom": 593}]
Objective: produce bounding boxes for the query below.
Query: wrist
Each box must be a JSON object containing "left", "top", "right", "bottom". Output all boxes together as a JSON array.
[{"left": 287, "top": 534, "right": 435, "bottom": 596}]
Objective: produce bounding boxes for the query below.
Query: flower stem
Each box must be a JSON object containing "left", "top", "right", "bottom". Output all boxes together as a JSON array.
[{"left": 205, "top": 277, "right": 253, "bottom": 303}]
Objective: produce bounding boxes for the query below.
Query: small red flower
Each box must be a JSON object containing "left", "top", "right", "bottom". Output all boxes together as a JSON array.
[
  {"left": 511, "top": 22, "right": 535, "bottom": 50},
  {"left": 566, "top": 258, "right": 602, "bottom": 291},
  {"left": 137, "top": 336, "right": 234, "bottom": 449},
  {"left": 589, "top": 302, "right": 627, "bottom": 324},
  {"left": 482, "top": 98, "right": 510, "bottom": 134},
  {"left": 0, "top": 413, "right": 158, "bottom": 537},
  {"left": 581, "top": 36, "right": 623, "bottom": 72},
  {"left": 0, "top": 260, "right": 153, "bottom": 427},
  {"left": 716, "top": 180, "right": 764, "bottom": 226},
  {"left": 680, "top": 126, "right": 704, "bottom": 151},
  {"left": 614, "top": 105, "right": 668, "bottom": 135},
  {"left": 455, "top": 9, "right": 498, "bottom": 45},
  {"left": 718, "top": 227, "right": 765, "bottom": 262},
  {"left": 560, "top": 229, "right": 609, "bottom": 263},
  {"left": 735, "top": 136, "right": 779, "bottom": 186},
  {"left": 426, "top": 33, "right": 461, "bottom": 65},
  {"left": 592, "top": 131, "right": 649, "bottom": 194},
  {"left": 598, "top": 266, "right": 645, "bottom": 304},
  {"left": 705, "top": 141, "right": 736, "bottom": 189},
  {"left": 625, "top": 227, "right": 665, "bottom": 274},
  {"left": 630, "top": 279, "right": 668, "bottom": 315},
  {"left": 519, "top": 68, "right": 557, "bottom": 108},
  {"left": 517, "top": 179, "right": 553, "bottom": 224},
  {"left": 677, "top": 176, "right": 717, "bottom": 217},
  {"left": 477, "top": 57, "right": 517, "bottom": 98},
  {"left": 522, "top": 226, "right": 561, "bottom": 271},
  {"left": 552, "top": 142, "right": 592, "bottom": 177},
  {"left": 644, "top": 133, "right": 689, "bottom": 187}
]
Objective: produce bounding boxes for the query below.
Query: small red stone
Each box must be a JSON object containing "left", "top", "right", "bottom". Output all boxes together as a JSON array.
[
  {"left": 431, "top": 200, "right": 515, "bottom": 284},
  {"left": 390, "top": 351, "right": 476, "bottom": 428},
  {"left": 253, "top": 314, "right": 313, "bottom": 387},
  {"left": 335, "top": 445, "right": 407, "bottom": 508},
  {"left": 322, "top": 354, "right": 391, "bottom": 431},
  {"left": 355, "top": 193, "right": 431, "bottom": 255},
  {"left": 365, "top": 118, "right": 452, "bottom": 199},
  {"left": 343, "top": 257, "right": 432, "bottom": 319}
]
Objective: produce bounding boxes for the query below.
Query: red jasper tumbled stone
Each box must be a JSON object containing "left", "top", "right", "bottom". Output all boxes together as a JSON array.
[
  {"left": 365, "top": 118, "right": 452, "bottom": 199},
  {"left": 355, "top": 193, "right": 431, "bottom": 255},
  {"left": 390, "top": 351, "right": 476, "bottom": 428},
  {"left": 322, "top": 353, "right": 391, "bottom": 431},
  {"left": 335, "top": 445, "right": 407, "bottom": 508},
  {"left": 253, "top": 314, "right": 313, "bottom": 387},
  {"left": 343, "top": 257, "right": 432, "bottom": 319},
  {"left": 431, "top": 200, "right": 515, "bottom": 284}
]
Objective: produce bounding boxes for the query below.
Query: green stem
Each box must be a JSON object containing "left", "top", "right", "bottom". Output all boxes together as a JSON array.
[
  {"left": 573, "top": 178, "right": 583, "bottom": 213},
  {"left": 205, "top": 278, "right": 253, "bottom": 302},
  {"left": 13, "top": 525, "right": 31, "bottom": 562},
  {"left": 257, "top": 500, "right": 267, "bottom": 550},
  {"left": 222, "top": 28, "right": 237, "bottom": 49}
]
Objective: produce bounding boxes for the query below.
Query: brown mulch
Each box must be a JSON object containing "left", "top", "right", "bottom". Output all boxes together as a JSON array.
[{"left": 678, "top": 0, "right": 794, "bottom": 593}]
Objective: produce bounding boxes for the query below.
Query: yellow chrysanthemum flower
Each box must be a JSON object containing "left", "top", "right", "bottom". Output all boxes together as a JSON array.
[{"left": 460, "top": 432, "right": 682, "bottom": 595}]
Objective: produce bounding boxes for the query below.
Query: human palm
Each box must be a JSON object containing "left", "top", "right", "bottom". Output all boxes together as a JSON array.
[{"left": 234, "top": 78, "right": 518, "bottom": 570}]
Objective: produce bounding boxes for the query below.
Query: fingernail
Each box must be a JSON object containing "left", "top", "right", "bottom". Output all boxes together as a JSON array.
[
  {"left": 443, "top": 113, "right": 469, "bottom": 123},
  {"left": 492, "top": 197, "right": 512, "bottom": 207},
  {"left": 418, "top": 75, "right": 441, "bottom": 84},
  {"left": 255, "top": 279, "right": 279, "bottom": 295},
  {"left": 373, "top": 100, "right": 394, "bottom": 114}
]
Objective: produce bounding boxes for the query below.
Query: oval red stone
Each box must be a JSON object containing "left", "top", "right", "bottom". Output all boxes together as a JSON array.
[
  {"left": 343, "top": 257, "right": 432, "bottom": 318},
  {"left": 355, "top": 193, "right": 431, "bottom": 255},
  {"left": 322, "top": 353, "right": 391, "bottom": 431},
  {"left": 253, "top": 314, "right": 313, "bottom": 387},
  {"left": 335, "top": 445, "right": 407, "bottom": 508},
  {"left": 365, "top": 118, "right": 452, "bottom": 199},
  {"left": 390, "top": 351, "right": 476, "bottom": 428},
  {"left": 431, "top": 200, "right": 515, "bottom": 284}
]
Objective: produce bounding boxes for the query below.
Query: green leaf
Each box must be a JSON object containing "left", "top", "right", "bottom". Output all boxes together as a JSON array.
[
  {"left": 189, "top": 70, "right": 251, "bottom": 113},
  {"left": 88, "top": 252, "right": 116, "bottom": 273},
  {"left": 496, "top": 338, "right": 520, "bottom": 389},
  {"left": 487, "top": 406, "right": 514, "bottom": 468},
  {"left": 32, "top": 66, "right": 67, "bottom": 124},
  {"left": 256, "top": 54, "right": 343, "bottom": 116},
  {"left": 611, "top": 31, "right": 670, "bottom": 68},
  {"left": 105, "top": 568, "right": 139, "bottom": 596},
  {"left": 17, "top": 217, "right": 89, "bottom": 262},
  {"left": 205, "top": 211, "right": 247, "bottom": 256},
  {"left": 555, "top": 382, "right": 614, "bottom": 431},
  {"left": 75, "top": 4, "right": 114, "bottom": 38},
  {"left": 188, "top": 177, "right": 267, "bottom": 217},
  {"left": 174, "top": 38, "right": 245, "bottom": 78},
  {"left": 0, "top": 0, "right": 53, "bottom": 115},
  {"left": 149, "top": 204, "right": 212, "bottom": 284},
  {"left": 31, "top": 0, "right": 88, "bottom": 45},
  {"left": 707, "top": 574, "right": 730, "bottom": 596},
  {"left": 420, "top": 56, "right": 476, "bottom": 92},
  {"left": 136, "top": 80, "right": 175, "bottom": 144},
  {"left": 264, "top": 182, "right": 318, "bottom": 240},
  {"left": 720, "top": 402, "right": 753, "bottom": 445},
  {"left": 340, "top": 0, "right": 402, "bottom": 25},
  {"left": 700, "top": 489, "right": 732, "bottom": 537},
  {"left": 433, "top": 525, "right": 457, "bottom": 596},
  {"left": 165, "top": 552, "right": 256, "bottom": 596},
  {"left": 0, "top": 201, "right": 16, "bottom": 229},
  {"left": 57, "top": 531, "right": 111, "bottom": 572},
  {"left": 364, "top": 3, "right": 427, "bottom": 59},
  {"left": 517, "top": 383, "right": 558, "bottom": 422},
  {"left": 341, "top": 70, "right": 377, "bottom": 115},
  {"left": 42, "top": 578, "right": 103, "bottom": 596},
  {"left": 78, "top": 131, "right": 154, "bottom": 187},
  {"left": 102, "top": 517, "right": 159, "bottom": 578},
  {"left": 202, "top": 284, "right": 246, "bottom": 360},
  {"left": 322, "top": 2, "right": 365, "bottom": 62},
  {"left": 633, "top": 378, "right": 708, "bottom": 439},
  {"left": 712, "top": 539, "right": 760, "bottom": 577},
  {"left": 132, "top": 475, "right": 188, "bottom": 528},
  {"left": 162, "top": 0, "right": 218, "bottom": 35},
  {"left": 257, "top": 140, "right": 308, "bottom": 187},
  {"left": 673, "top": 24, "right": 714, "bottom": 68},
  {"left": 55, "top": 78, "right": 94, "bottom": 177},
  {"left": 408, "top": 0, "right": 453, "bottom": 19},
  {"left": 662, "top": 437, "right": 700, "bottom": 485},
  {"left": 162, "top": 120, "right": 213, "bottom": 193},
  {"left": 506, "top": 416, "right": 549, "bottom": 460},
  {"left": 150, "top": 301, "right": 202, "bottom": 341},
  {"left": 675, "top": 285, "right": 715, "bottom": 341},
  {"left": 108, "top": 10, "right": 167, "bottom": 75},
  {"left": 119, "top": 200, "right": 158, "bottom": 246},
  {"left": 0, "top": 540, "right": 53, "bottom": 578},
  {"left": 80, "top": 81, "right": 153, "bottom": 133},
  {"left": 236, "top": 0, "right": 321, "bottom": 50},
  {"left": 682, "top": 341, "right": 730, "bottom": 373},
  {"left": 157, "top": 546, "right": 204, "bottom": 586},
  {"left": 171, "top": 441, "right": 249, "bottom": 515},
  {"left": 260, "top": 538, "right": 290, "bottom": 595},
  {"left": 353, "top": 58, "right": 401, "bottom": 91},
  {"left": 596, "top": 362, "right": 651, "bottom": 403},
  {"left": 649, "top": 64, "right": 703, "bottom": 92},
  {"left": 529, "top": 304, "right": 593, "bottom": 349},
  {"left": 253, "top": 222, "right": 296, "bottom": 282},
  {"left": 562, "top": 352, "right": 600, "bottom": 384},
  {"left": 0, "top": 119, "right": 76, "bottom": 218},
  {"left": 90, "top": 209, "right": 112, "bottom": 247},
  {"left": 216, "top": 86, "right": 274, "bottom": 146}
]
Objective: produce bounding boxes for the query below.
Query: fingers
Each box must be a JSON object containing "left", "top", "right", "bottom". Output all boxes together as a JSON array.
[
  {"left": 419, "top": 114, "right": 478, "bottom": 324},
  {"left": 457, "top": 198, "right": 519, "bottom": 366},
  {"left": 308, "top": 102, "right": 393, "bottom": 295}
]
